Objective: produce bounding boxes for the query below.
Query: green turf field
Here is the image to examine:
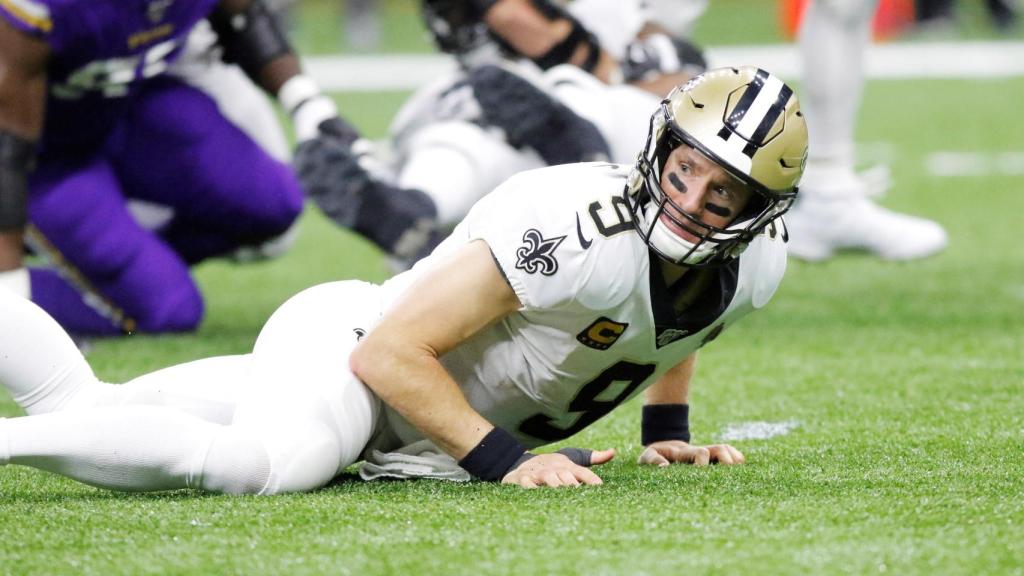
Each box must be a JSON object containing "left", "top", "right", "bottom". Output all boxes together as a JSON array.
[{"left": 2, "top": 3, "right": 1023, "bottom": 575}]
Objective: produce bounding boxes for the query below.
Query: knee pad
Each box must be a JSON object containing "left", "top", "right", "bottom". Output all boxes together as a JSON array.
[
  {"left": 194, "top": 427, "right": 272, "bottom": 494},
  {"left": 254, "top": 420, "right": 342, "bottom": 495}
]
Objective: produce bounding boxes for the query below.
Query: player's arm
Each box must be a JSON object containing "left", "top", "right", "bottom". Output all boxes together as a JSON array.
[
  {"left": 350, "top": 239, "right": 612, "bottom": 488},
  {"left": 0, "top": 17, "right": 48, "bottom": 272},
  {"left": 209, "top": 0, "right": 356, "bottom": 144},
  {"left": 480, "top": 0, "right": 621, "bottom": 84},
  {"left": 636, "top": 352, "right": 746, "bottom": 467}
]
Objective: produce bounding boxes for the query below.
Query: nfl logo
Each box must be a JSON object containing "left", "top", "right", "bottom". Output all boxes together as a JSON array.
[{"left": 656, "top": 329, "right": 687, "bottom": 348}]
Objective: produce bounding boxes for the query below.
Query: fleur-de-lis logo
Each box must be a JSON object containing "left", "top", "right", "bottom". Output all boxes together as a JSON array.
[{"left": 515, "top": 229, "right": 566, "bottom": 276}]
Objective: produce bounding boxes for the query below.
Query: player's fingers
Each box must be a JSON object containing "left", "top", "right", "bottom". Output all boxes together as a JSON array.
[
  {"left": 519, "top": 476, "right": 538, "bottom": 489},
  {"left": 637, "top": 446, "right": 670, "bottom": 467},
  {"left": 707, "top": 445, "right": 733, "bottom": 465},
  {"left": 556, "top": 469, "right": 580, "bottom": 487},
  {"left": 573, "top": 465, "right": 604, "bottom": 485},
  {"left": 589, "top": 448, "right": 616, "bottom": 466},
  {"left": 692, "top": 446, "right": 711, "bottom": 467},
  {"left": 539, "top": 469, "right": 563, "bottom": 487},
  {"left": 720, "top": 444, "right": 745, "bottom": 461}
]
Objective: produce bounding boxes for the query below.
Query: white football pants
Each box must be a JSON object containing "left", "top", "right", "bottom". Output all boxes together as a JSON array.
[{"left": 0, "top": 281, "right": 382, "bottom": 495}]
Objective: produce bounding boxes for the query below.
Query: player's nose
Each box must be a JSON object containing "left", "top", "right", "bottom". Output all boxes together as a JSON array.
[{"left": 674, "top": 179, "right": 711, "bottom": 216}]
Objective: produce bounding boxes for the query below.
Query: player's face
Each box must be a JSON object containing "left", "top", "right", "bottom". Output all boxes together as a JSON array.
[{"left": 658, "top": 144, "right": 753, "bottom": 243}]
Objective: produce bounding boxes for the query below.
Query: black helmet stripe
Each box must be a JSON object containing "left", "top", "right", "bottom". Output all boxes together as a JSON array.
[
  {"left": 748, "top": 82, "right": 793, "bottom": 147},
  {"left": 723, "top": 68, "right": 769, "bottom": 132},
  {"left": 715, "top": 68, "right": 789, "bottom": 158}
]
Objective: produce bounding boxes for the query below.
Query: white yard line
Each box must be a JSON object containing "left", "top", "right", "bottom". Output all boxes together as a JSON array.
[
  {"left": 305, "top": 41, "right": 1024, "bottom": 92},
  {"left": 925, "top": 151, "right": 1024, "bottom": 176},
  {"left": 719, "top": 420, "right": 800, "bottom": 441}
]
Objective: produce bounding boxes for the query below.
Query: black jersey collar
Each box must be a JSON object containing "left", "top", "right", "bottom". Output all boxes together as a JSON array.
[{"left": 647, "top": 253, "right": 740, "bottom": 348}]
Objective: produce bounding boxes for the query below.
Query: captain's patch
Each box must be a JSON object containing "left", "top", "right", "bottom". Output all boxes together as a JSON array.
[{"left": 576, "top": 317, "right": 629, "bottom": 350}]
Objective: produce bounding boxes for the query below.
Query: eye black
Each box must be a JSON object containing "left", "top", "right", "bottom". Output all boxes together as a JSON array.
[{"left": 668, "top": 173, "right": 687, "bottom": 192}]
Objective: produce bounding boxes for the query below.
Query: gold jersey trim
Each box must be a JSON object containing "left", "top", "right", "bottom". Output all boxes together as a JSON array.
[{"left": 0, "top": 0, "right": 52, "bottom": 33}]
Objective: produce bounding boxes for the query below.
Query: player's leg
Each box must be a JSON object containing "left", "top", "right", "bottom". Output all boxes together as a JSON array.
[
  {"left": 0, "top": 287, "right": 251, "bottom": 422},
  {"left": 786, "top": 0, "right": 948, "bottom": 261},
  {"left": 0, "top": 406, "right": 271, "bottom": 494},
  {"left": 27, "top": 154, "right": 203, "bottom": 334},
  {"left": 0, "top": 284, "right": 381, "bottom": 495},
  {"left": 112, "top": 76, "right": 303, "bottom": 264},
  {"left": 799, "top": 0, "right": 875, "bottom": 184},
  {"left": 0, "top": 291, "right": 270, "bottom": 494},
  {"left": 228, "top": 280, "right": 383, "bottom": 494},
  {"left": 397, "top": 121, "right": 543, "bottom": 228},
  {"left": 0, "top": 289, "right": 104, "bottom": 415},
  {"left": 170, "top": 20, "right": 291, "bottom": 163}
]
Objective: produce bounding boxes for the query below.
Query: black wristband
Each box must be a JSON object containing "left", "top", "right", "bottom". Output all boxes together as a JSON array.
[
  {"left": 209, "top": 0, "right": 292, "bottom": 81},
  {"left": 532, "top": 17, "right": 596, "bottom": 71},
  {"left": 641, "top": 404, "right": 690, "bottom": 445},
  {"left": 458, "top": 427, "right": 528, "bottom": 481}
]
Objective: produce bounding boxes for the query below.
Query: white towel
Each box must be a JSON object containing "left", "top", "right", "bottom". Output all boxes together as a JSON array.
[{"left": 359, "top": 439, "right": 471, "bottom": 482}]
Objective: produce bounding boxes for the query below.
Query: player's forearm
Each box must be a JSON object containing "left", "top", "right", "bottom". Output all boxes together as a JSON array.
[
  {"left": 0, "top": 26, "right": 45, "bottom": 269},
  {"left": 483, "top": 0, "right": 616, "bottom": 82},
  {"left": 483, "top": 0, "right": 571, "bottom": 58},
  {"left": 0, "top": 232, "right": 23, "bottom": 271},
  {"left": 209, "top": 0, "right": 304, "bottom": 95},
  {"left": 644, "top": 353, "right": 696, "bottom": 405},
  {"left": 350, "top": 341, "right": 492, "bottom": 459}
]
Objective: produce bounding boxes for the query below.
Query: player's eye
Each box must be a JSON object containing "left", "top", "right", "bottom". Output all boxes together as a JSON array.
[{"left": 713, "top": 185, "right": 733, "bottom": 201}]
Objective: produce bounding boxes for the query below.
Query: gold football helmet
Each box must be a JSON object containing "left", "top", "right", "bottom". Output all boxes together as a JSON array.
[{"left": 627, "top": 66, "right": 808, "bottom": 266}]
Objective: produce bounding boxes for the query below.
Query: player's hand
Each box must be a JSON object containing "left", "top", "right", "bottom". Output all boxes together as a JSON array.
[
  {"left": 637, "top": 440, "right": 744, "bottom": 467},
  {"left": 501, "top": 448, "right": 615, "bottom": 488},
  {"left": 292, "top": 116, "right": 370, "bottom": 227}
]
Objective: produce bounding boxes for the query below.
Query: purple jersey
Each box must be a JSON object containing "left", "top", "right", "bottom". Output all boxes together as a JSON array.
[{"left": 0, "top": 0, "right": 218, "bottom": 151}]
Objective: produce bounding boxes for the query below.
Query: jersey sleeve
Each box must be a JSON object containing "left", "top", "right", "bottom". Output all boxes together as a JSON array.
[
  {"left": 0, "top": 0, "right": 53, "bottom": 37},
  {"left": 738, "top": 222, "right": 789, "bottom": 310},
  {"left": 461, "top": 164, "right": 637, "bottom": 312}
]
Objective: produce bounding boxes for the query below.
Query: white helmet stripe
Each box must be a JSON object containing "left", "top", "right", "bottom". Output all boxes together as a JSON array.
[
  {"left": 732, "top": 73, "right": 786, "bottom": 142},
  {"left": 713, "top": 69, "right": 789, "bottom": 161}
]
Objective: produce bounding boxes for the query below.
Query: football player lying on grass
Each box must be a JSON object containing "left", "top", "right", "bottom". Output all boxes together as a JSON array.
[{"left": 0, "top": 67, "right": 806, "bottom": 491}]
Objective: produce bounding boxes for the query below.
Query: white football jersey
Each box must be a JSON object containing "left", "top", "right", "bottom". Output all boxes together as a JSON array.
[{"left": 378, "top": 163, "right": 787, "bottom": 449}]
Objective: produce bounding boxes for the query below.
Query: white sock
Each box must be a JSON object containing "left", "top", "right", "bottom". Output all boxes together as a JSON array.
[
  {"left": 798, "top": 0, "right": 878, "bottom": 193},
  {"left": 0, "top": 290, "right": 99, "bottom": 415}
]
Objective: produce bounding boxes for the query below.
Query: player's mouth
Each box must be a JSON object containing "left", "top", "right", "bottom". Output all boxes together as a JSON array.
[{"left": 659, "top": 207, "right": 707, "bottom": 245}]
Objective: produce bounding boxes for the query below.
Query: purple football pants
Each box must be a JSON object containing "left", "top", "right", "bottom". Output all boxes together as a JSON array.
[{"left": 28, "top": 77, "right": 303, "bottom": 335}]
